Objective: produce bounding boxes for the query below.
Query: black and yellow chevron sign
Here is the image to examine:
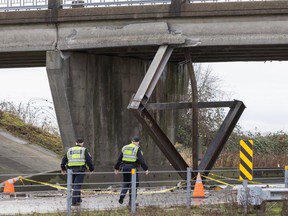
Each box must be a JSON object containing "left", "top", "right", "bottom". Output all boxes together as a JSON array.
[{"left": 239, "top": 140, "right": 253, "bottom": 181}]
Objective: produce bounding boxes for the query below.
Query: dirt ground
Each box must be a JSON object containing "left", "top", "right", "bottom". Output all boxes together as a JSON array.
[{"left": 0, "top": 189, "right": 236, "bottom": 215}]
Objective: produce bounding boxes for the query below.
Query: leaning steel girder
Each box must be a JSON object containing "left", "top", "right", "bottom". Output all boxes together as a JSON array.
[
  {"left": 128, "top": 45, "right": 189, "bottom": 178},
  {"left": 198, "top": 100, "right": 246, "bottom": 173},
  {"left": 131, "top": 106, "right": 188, "bottom": 179},
  {"left": 185, "top": 50, "right": 199, "bottom": 171},
  {"left": 128, "top": 45, "right": 245, "bottom": 179},
  {"left": 128, "top": 45, "right": 173, "bottom": 109}
]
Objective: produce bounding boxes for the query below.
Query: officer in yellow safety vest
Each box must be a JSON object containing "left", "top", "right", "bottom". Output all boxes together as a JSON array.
[
  {"left": 61, "top": 138, "right": 94, "bottom": 206},
  {"left": 114, "top": 136, "right": 148, "bottom": 206}
]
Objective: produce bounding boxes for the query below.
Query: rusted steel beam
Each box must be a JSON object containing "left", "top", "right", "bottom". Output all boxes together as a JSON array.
[
  {"left": 128, "top": 45, "right": 188, "bottom": 179},
  {"left": 131, "top": 106, "right": 188, "bottom": 179},
  {"left": 128, "top": 45, "right": 173, "bottom": 109},
  {"left": 185, "top": 50, "right": 199, "bottom": 171},
  {"left": 145, "top": 101, "right": 236, "bottom": 110},
  {"left": 199, "top": 100, "right": 246, "bottom": 173},
  {"left": 128, "top": 45, "right": 244, "bottom": 180}
]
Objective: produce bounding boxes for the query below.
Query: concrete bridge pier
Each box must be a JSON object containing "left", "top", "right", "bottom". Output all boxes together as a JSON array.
[{"left": 46, "top": 51, "right": 187, "bottom": 170}]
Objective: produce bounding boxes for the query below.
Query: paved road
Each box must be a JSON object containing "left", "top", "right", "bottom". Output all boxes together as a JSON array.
[
  {"left": 0, "top": 128, "right": 60, "bottom": 181},
  {"left": 0, "top": 189, "right": 233, "bottom": 215}
]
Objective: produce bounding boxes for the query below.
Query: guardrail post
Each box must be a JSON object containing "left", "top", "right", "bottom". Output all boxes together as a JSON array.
[
  {"left": 186, "top": 167, "right": 192, "bottom": 208},
  {"left": 66, "top": 169, "right": 72, "bottom": 216},
  {"left": 242, "top": 180, "right": 248, "bottom": 216},
  {"left": 285, "top": 166, "right": 288, "bottom": 188},
  {"left": 48, "top": 0, "right": 62, "bottom": 9},
  {"left": 131, "top": 169, "right": 137, "bottom": 214}
]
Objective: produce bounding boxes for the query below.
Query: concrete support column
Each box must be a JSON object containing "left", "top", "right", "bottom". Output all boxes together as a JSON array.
[
  {"left": 46, "top": 51, "right": 75, "bottom": 150},
  {"left": 46, "top": 51, "right": 188, "bottom": 169}
]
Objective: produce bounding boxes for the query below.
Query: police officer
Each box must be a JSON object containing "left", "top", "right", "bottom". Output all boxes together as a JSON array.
[
  {"left": 61, "top": 138, "right": 94, "bottom": 206},
  {"left": 114, "top": 136, "right": 148, "bottom": 205}
]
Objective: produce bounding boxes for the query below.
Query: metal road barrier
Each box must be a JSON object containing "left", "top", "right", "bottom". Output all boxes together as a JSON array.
[
  {"left": 0, "top": 168, "right": 286, "bottom": 215},
  {"left": 61, "top": 0, "right": 171, "bottom": 8},
  {"left": 0, "top": 0, "right": 281, "bottom": 12},
  {"left": 0, "top": 0, "right": 48, "bottom": 11}
]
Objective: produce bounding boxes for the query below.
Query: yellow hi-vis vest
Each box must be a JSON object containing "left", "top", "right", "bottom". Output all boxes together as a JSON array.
[
  {"left": 122, "top": 143, "right": 139, "bottom": 162},
  {"left": 67, "top": 146, "right": 86, "bottom": 167}
]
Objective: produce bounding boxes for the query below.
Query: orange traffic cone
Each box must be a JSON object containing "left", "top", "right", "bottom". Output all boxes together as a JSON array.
[
  {"left": 3, "top": 178, "right": 17, "bottom": 193},
  {"left": 192, "top": 173, "right": 205, "bottom": 198}
]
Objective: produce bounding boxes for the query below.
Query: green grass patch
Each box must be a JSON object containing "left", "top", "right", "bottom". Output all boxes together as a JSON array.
[
  {"left": 0, "top": 110, "right": 63, "bottom": 155},
  {"left": 17, "top": 202, "right": 288, "bottom": 216}
]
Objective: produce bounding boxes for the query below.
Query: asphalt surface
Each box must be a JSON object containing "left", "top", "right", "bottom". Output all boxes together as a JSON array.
[{"left": 0, "top": 128, "right": 60, "bottom": 180}]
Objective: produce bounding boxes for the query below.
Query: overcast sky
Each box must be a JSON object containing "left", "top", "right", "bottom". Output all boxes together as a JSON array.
[
  {"left": 210, "top": 61, "right": 288, "bottom": 133},
  {"left": 0, "top": 61, "right": 287, "bottom": 133}
]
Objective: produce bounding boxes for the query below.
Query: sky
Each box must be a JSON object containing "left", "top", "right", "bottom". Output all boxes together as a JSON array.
[
  {"left": 209, "top": 61, "right": 288, "bottom": 133},
  {"left": 0, "top": 62, "right": 287, "bottom": 133}
]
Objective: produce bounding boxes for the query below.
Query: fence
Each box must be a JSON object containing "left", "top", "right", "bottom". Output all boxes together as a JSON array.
[
  {"left": 0, "top": 0, "right": 281, "bottom": 12},
  {"left": 0, "top": 0, "right": 48, "bottom": 10},
  {"left": 0, "top": 167, "right": 287, "bottom": 215}
]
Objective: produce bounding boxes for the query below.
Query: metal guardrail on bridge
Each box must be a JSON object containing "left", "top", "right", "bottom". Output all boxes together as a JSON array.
[
  {"left": 0, "top": 0, "right": 48, "bottom": 11},
  {"left": 0, "top": 0, "right": 276, "bottom": 12}
]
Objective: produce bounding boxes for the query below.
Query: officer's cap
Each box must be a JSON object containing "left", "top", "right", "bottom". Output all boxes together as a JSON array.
[
  {"left": 132, "top": 136, "right": 140, "bottom": 142},
  {"left": 76, "top": 138, "right": 84, "bottom": 144}
]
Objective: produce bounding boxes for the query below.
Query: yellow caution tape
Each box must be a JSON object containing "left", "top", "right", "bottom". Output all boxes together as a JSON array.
[
  {"left": 89, "top": 190, "right": 119, "bottom": 195},
  {"left": 91, "top": 182, "right": 185, "bottom": 195},
  {"left": 19, "top": 177, "right": 25, "bottom": 185},
  {"left": 17, "top": 174, "right": 185, "bottom": 195},
  {"left": 210, "top": 173, "right": 262, "bottom": 185},
  {"left": 201, "top": 174, "right": 235, "bottom": 187},
  {"left": 139, "top": 184, "right": 182, "bottom": 195},
  {"left": 15, "top": 175, "right": 188, "bottom": 195},
  {"left": 19, "top": 176, "right": 67, "bottom": 191}
]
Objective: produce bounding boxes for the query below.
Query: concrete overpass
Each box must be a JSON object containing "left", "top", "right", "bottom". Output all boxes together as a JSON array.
[
  {"left": 0, "top": 0, "right": 287, "bottom": 172},
  {"left": 1, "top": 1, "right": 288, "bottom": 67}
]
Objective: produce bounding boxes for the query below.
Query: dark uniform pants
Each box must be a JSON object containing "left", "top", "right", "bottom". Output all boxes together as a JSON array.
[
  {"left": 71, "top": 170, "right": 85, "bottom": 204},
  {"left": 120, "top": 164, "right": 139, "bottom": 202}
]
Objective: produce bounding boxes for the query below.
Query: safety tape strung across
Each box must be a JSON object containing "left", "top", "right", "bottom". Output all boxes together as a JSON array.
[
  {"left": 18, "top": 176, "right": 67, "bottom": 191},
  {"left": 201, "top": 174, "right": 235, "bottom": 187},
  {"left": 11, "top": 174, "right": 243, "bottom": 194},
  {"left": 210, "top": 173, "right": 263, "bottom": 185},
  {"left": 140, "top": 182, "right": 185, "bottom": 195},
  {"left": 16, "top": 176, "right": 186, "bottom": 195},
  {"left": 92, "top": 182, "right": 186, "bottom": 195}
]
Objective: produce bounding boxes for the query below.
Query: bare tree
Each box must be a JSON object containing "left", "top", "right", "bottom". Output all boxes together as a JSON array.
[{"left": 177, "top": 64, "right": 227, "bottom": 149}]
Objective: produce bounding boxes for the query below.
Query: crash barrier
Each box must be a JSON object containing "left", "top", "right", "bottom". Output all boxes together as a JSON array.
[
  {"left": 0, "top": 168, "right": 286, "bottom": 215},
  {"left": 0, "top": 0, "right": 281, "bottom": 12}
]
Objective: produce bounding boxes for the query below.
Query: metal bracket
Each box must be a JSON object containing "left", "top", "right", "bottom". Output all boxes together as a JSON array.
[{"left": 128, "top": 45, "right": 245, "bottom": 179}]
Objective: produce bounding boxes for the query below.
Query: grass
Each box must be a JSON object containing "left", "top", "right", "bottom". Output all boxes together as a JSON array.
[
  {"left": 0, "top": 110, "right": 63, "bottom": 155},
  {"left": 17, "top": 202, "right": 287, "bottom": 216}
]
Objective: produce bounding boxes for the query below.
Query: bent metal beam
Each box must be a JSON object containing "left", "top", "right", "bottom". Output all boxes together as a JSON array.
[{"left": 128, "top": 45, "right": 245, "bottom": 178}]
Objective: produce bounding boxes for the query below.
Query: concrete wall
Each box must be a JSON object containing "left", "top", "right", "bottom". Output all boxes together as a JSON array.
[
  {"left": 46, "top": 51, "right": 188, "bottom": 170},
  {"left": 3, "top": 15, "right": 288, "bottom": 53}
]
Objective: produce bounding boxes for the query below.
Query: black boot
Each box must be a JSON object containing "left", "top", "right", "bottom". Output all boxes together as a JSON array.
[{"left": 118, "top": 196, "right": 124, "bottom": 204}]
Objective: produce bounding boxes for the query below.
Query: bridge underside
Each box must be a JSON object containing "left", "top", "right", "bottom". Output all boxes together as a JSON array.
[
  {"left": 43, "top": 45, "right": 247, "bottom": 178},
  {"left": 1, "top": 1, "right": 288, "bottom": 176},
  {"left": 1, "top": 44, "right": 288, "bottom": 68}
]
